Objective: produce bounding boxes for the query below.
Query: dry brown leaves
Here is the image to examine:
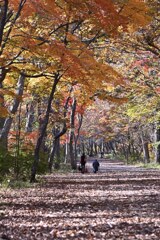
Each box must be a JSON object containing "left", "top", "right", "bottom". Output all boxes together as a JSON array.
[{"left": 0, "top": 159, "right": 160, "bottom": 239}]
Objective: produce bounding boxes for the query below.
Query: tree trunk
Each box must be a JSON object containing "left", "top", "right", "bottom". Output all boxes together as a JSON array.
[
  {"left": 48, "top": 138, "right": 59, "bottom": 172},
  {"left": 25, "top": 101, "right": 35, "bottom": 132},
  {"left": 89, "top": 138, "right": 94, "bottom": 156},
  {"left": 0, "top": 82, "right": 5, "bottom": 131},
  {"left": 48, "top": 95, "right": 70, "bottom": 171},
  {"left": 0, "top": 0, "right": 8, "bottom": 47},
  {"left": 69, "top": 98, "right": 77, "bottom": 170},
  {"left": 30, "top": 73, "right": 60, "bottom": 182},
  {"left": 141, "top": 131, "right": 150, "bottom": 164},
  {"left": 37, "top": 98, "right": 48, "bottom": 152},
  {"left": 74, "top": 113, "right": 83, "bottom": 161},
  {"left": 109, "top": 141, "right": 116, "bottom": 155},
  {"left": 14, "top": 102, "right": 22, "bottom": 179},
  {"left": 0, "top": 74, "right": 25, "bottom": 150},
  {"left": 0, "top": 2, "right": 9, "bottom": 131},
  {"left": 155, "top": 122, "right": 160, "bottom": 164},
  {"left": 48, "top": 127, "right": 62, "bottom": 172},
  {"left": 94, "top": 141, "right": 98, "bottom": 156},
  {"left": 55, "top": 137, "right": 60, "bottom": 169},
  {"left": 64, "top": 137, "right": 69, "bottom": 164}
]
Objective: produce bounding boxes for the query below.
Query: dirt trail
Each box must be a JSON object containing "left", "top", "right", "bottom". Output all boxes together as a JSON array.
[
  {"left": 86, "top": 157, "right": 155, "bottom": 172},
  {"left": 0, "top": 158, "right": 160, "bottom": 240}
]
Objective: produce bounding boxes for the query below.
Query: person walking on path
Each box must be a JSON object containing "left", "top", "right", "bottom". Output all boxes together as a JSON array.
[
  {"left": 80, "top": 153, "right": 86, "bottom": 173},
  {"left": 92, "top": 159, "right": 100, "bottom": 173}
]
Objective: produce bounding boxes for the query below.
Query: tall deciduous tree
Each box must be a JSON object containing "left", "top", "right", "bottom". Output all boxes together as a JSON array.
[{"left": 0, "top": 0, "right": 153, "bottom": 181}]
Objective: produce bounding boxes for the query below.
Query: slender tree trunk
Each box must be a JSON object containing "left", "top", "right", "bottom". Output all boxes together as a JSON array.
[
  {"left": 143, "top": 142, "right": 150, "bottom": 164},
  {"left": 48, "top": 138, "right": 59, "bottom": 172},
  {"left": 121, "top": 143, "right": 127, "bottom": 160},
  {"left": 14, "top": 102, "right": 22, "bottom": 179},
  {"left": 64, "top": 137, "right": 69, "bottom": 163},
  {"left": 30, "top": 73, "right": 60, "bottom": 182},
  {"left": 25, "top": 101, "right": 35, "bottom": 132},
  {"left": 94, "top": 142, "right": 98, "bottom": 156},
  {"left": 74, "top": 113, "right": 83, "bottom": 161},
  {"left": 37, "top": 98, "right": 48, "bottom": 152},
  {"left": 0, "top": 74, "right": 25, "bottom": 150},
  {"left": 155, "top": 121, "right": 160, "bottom": 164},
  {"left": 0, "top": 0, "right": 8, "bottom": 47},
  {"left": 0, "top": 68, "right": 10, "bottom": 130},
  {"left": 0, "top": 82, "right": 5, "bottom": 131},
  {"left": 101, "top": 138, "right": 104, "bottom": 153},
  {"left": 48, "top": 127, "right": 61, "bottom": 172},
  {"left": 109, "top": 141, "right": 116, "bottom": 155},
  {"left": 105, "top": 142, "right": 110, "bottom": 154},
  {"left": 141, "top": 131, "right": 150, "bottom": 164},
  {"left": 69, "top": 98, "right": 77, "bottom": 169},
  {"left": 55, "top": 137, "right": 60, "bottom": 169},
  {"left": 48, "top": 96, "right": 70, "bottom": 171},
  {"left": 89, "top": 138, "right": 94, "bottom": 156}
]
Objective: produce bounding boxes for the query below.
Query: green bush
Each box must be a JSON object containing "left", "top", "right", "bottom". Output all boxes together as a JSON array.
[
  {"left": 0, "top": 151, "right": 14, "bottom": 180},
  {"left": 136, "top": 162, "right": 160, "bottom": 169},
  {"left": 0, "top": 179, "right": 33, "bottom": 189},
  {"left": 0, "top": 150, "right": 34, "bottom": 182}
]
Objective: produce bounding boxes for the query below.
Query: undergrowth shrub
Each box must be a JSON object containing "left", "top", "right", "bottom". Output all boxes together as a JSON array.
[{"left": 0, "top": 150, "right": 49, "bottom": 183}]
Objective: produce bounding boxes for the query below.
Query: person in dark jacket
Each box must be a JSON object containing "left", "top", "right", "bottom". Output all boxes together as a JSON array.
[
  {"left": 92, "top": 159, "right": 100, "bottom": 173},
  {"left": 80, "top": 153, "right": 86, "bottom": 173}
]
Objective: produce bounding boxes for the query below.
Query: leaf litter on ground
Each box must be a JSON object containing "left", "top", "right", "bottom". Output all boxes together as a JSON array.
[{"left": 0, "top": 158, "right": 160, "bottom": 239}]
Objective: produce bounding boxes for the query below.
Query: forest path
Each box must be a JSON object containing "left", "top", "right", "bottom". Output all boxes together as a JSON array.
[
  {"left": 0, "top": 158, "right": 160, "bottom": 239},
  {"left": 85, "top": 157, "right": 150, "bottom": 173}
]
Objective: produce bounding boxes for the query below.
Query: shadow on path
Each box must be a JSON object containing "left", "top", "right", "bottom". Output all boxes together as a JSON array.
[{"left": 0, "top": 158, "right": 160, "bottom": 239}]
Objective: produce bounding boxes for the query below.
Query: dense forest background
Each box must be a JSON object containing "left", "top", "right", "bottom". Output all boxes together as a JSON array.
[{"left": 0, "top": 0, "right": 159, "bottom": 183}]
